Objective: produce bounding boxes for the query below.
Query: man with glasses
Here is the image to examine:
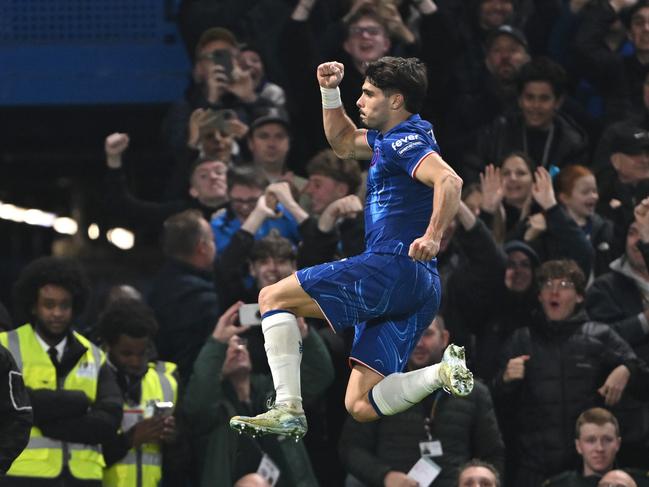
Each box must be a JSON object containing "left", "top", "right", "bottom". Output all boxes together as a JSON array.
[
  {"left": 493, "top": 259, "right": 647, "bottom": 487},
  {"left": 210, "top": 166, "right": 305, "bottom": 253}
]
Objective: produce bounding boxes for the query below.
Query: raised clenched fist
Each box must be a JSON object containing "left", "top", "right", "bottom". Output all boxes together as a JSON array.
[{"left": 317, "top": 62, "right": 345, "bottom": 89}]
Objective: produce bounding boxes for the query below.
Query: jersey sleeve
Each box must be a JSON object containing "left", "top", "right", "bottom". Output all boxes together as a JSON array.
[
  {"left": 383, "top": 132, "right": 439, "bottom": 178},
  {"left": 365, "top": 129, "right": 379, "bottom": 150}
]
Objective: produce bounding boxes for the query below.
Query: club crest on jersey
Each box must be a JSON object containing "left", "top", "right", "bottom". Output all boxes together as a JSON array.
[{"left": 391, "top": 134, "right": 423, "bottom": 156}]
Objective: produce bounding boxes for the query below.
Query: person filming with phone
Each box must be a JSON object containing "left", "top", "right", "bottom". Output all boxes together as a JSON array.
[
  {"left": 162, "top": 27, "right": 279, "bottom": 165},
  {"left": 218, "top": 232, "right": 302, "bottom": 375},
  {"left": 97, "top": 298, "right": 179, "bottom": 487},
  {"left": 183, "top": 300, "right": 333, "bottom": 487}
]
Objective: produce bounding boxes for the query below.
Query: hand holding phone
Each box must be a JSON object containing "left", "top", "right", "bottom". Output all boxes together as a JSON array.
[
  {"left": 210, "top": 49, "right": 234, "bottom": 81},
  {"left": 239, "top": 303, "right": 262, "bottom": 326},
  {"left": 153, "top": 401, "right": 174, "bottom": 418}
]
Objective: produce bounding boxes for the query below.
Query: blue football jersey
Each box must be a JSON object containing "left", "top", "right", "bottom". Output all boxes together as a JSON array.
[{"left": 364, "top": 114, "right": 440, "bottom": 255}]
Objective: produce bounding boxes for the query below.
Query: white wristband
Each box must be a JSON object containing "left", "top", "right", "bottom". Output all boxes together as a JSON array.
[{"left": 320, "top": 86, "right": 342, "bottom": 109}]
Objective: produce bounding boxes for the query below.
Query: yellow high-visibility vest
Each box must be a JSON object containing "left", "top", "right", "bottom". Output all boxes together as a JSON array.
[
  {"left": 0, "top": 323, "right": 106, "bottom": 480},
  {"left": 103, "top": 361, "right": 177, "bottom": 487}
]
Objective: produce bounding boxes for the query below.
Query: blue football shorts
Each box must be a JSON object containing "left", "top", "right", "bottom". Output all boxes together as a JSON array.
[{"left": 295, "top": 252, "right": 441, "bottom": 376}]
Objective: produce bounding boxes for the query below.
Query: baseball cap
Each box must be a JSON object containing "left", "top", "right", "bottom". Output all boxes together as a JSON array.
[
  {"left": 503, "top": 240, "right": 540, "bottom": 267},
  {"left": 249, "top": 108, "right": 290, "bottom": 133},
  {"left": 609, "top": 123, "right": 649, "bottom": 155},
  {"left": 486, "top": 25, "right": 529, "bottom": 51},
  {"left": 195, "top": 27, "right": 239, "bottom": 60}
]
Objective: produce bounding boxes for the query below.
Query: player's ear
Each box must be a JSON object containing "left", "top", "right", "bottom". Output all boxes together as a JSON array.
[{"left": 391, "top": 93, "right": 404, "bottom": 110}]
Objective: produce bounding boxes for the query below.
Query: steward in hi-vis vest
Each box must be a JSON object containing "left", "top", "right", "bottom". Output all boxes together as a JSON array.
[
  {"left": 0, "top": 255, "right": 123, "bottom": 487},
  {"left": 98, "top": 299, "right": 179, "bottom": 487}
]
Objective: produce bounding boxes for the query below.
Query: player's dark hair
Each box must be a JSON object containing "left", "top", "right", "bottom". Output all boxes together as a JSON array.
[
  {"left": 306, "top": 149, "right": 362, "bottom": 196},
  {"left": 516, "top": 57, "right": 567, "bottom": 98},
  {"left": 457, "top": 459, "right": 501, "bottom": 487},
  {"left": 227, "top": 165, "right": 269, "bottom": 192},
  {"left": 250, "top": 231, "right": 296, "bottom": 263},
  {"left": 536, "top": 259, "right": 586, "bottom": 296},
  {"left": 365, "top": 56, "right": 428, "bottom": 114},
  {"left": 97, "top": 298, "right": 159, "bottom": 346},
  {"left": 12, "top": 256, "right": 90, "bottom": 325},
  {"left": 162, "top": 209, "right": 208, "bottom": 258}
]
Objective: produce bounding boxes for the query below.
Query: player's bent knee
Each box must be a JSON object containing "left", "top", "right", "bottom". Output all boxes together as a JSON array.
[
  {"left": 258, "top": 284, "right": 281, "bottom": 313},
  {"left": 259, "top": 282, "right": 297, "bottom": 314}
]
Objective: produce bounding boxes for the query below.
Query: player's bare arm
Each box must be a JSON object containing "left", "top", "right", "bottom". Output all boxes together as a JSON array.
[
  {"left": 317, "top": 62, "right": 373, "bottom": 161},
  {"left": 409, "top": 152, "right": 462, "bottom": 260}
]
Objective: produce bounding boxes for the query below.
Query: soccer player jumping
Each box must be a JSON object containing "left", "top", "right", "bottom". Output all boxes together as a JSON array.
[{"left": 230, "top": 57, "right": 473, "bottom": 440}]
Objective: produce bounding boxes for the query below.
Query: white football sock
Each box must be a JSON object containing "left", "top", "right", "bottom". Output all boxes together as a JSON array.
[
  {"left": 369, "top": 363, "right": 441, "bottom": 416},
  {"left": 262, "top": 311, "right": 303, "bottom": 410}
]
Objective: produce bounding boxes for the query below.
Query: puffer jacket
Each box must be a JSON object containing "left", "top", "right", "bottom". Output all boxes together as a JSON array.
[{"left": 492, "top": 309, "right": 642, "bottom": 480}]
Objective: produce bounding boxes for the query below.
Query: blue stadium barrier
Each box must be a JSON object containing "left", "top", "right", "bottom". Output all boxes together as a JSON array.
[{"left": 0, "top": 0, "right": 190, "bottom": 105}]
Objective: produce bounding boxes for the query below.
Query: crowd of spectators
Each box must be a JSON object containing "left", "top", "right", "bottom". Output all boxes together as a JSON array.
[{"left": 6, "top": 0, "right": 649, "bottom": 486}]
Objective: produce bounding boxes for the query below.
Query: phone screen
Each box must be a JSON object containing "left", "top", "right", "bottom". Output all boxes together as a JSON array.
[{"left": 210, "top": 49, "right": 233, "bottom": 80}]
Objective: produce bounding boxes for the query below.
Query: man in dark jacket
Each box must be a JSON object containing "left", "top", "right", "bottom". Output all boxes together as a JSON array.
[
  {"left": 104, "top": 133, "right": 229, "bottom": 231},
  {"left": 468, "top": 240, "right": 540, "bottom": 382},
  {"left": 444, "top": 25, "right": 531, "bottom": 164},
  {"left": 463, "top": 58, "right": 589, "bottom": 184},
  {"left": 0, "top": 343, "right": 31, "bottom": 475},
  {"left": 147, "top": 210, "right": 220, "bottom": 386},
  {"left": 594, "top": 123, "right": 649, "bottom": 258},
  {"left": 493, "top": 259, "right": 647, "bottom": 487},
  {"left": 339, "top": 315, "right": 505, "bottom": 487},
  {"left": 574, "top": 0, "right": 649, "bottom": 122},
  {"left": 586, "top": 211, "right": 649, "bottom": 468},
  {"left": 183, "top": 301, "right": 333, "bottom": 487},
  {"left": 439, "top": 199, "right": 508, "bottom": 355},
  {"left": 297, "top": 149, "right": 364, "bottom": 269}
]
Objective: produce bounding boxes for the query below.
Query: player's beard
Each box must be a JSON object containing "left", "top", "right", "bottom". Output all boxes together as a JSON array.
[{"left": 359, "top": 112, "right": 375, "bottom": 129}]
